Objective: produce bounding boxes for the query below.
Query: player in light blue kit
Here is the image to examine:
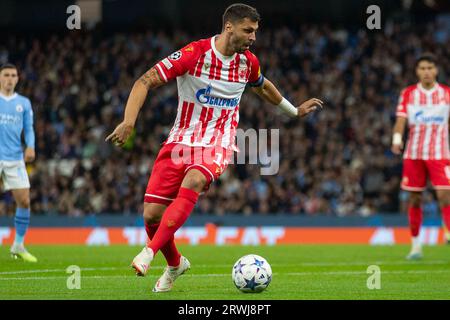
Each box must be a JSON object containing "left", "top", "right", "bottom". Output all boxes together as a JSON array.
[{"left": 0, "top": 63, "right": 37, "bottom": 262}]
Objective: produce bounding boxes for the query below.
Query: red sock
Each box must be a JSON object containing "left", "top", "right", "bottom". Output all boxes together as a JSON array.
[
  {"left": 408, "top": 206, "right": 423, "bottom": 237},
  {"left": 144, "top": 222, "right": 181, "bottom": 267},
  {"left": 148, "top": 187, "right": 199, "bottom": 256},
  {"left": 441, "top": 205, "right": 450, "bottom": 232}
]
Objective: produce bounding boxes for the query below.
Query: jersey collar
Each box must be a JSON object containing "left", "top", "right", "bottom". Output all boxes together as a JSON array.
[
  {"left": 417, "top": 82, "right": 438, "bottom": 94},
  {"left": 0, "top": 92, "right": 17, "bottom": 101},
  {"left": 211, "top": 35, "right": 237, "bottom": 62}
]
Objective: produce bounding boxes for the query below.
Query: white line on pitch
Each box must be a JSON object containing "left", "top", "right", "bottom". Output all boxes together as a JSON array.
[
  {"left": 0, "top": 259, "right": 448, "bottom": 276},
  {"left": 1, "top": 269, "right": 450, "bottom": 281},
  {"left": 0, "top": 267, "right": 126, "bottom": 275},
  {"left": 0, "top": 260, "right": 446, "bottom": 275}
]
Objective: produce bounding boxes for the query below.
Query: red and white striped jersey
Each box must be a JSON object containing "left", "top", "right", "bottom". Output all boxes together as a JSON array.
[
  {"left": 396, "top": 83, "right": 450, "bottom": 160},
  {"left": 154, "top": 36, "right": 264, "bottom": 151}
]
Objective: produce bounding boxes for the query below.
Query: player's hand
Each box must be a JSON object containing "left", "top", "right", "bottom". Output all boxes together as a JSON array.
[
  {"left": 24, "top": 147, "right": 35, "bottom": 163},
  {"left": 297, "top": 98, "right": 324, "bottom": 117},
  {"left": 105, "top": 121, "right": 134, "bottom": 147},
  {"left": 391, "top": 144, "right": 403, "bottom": 155}
]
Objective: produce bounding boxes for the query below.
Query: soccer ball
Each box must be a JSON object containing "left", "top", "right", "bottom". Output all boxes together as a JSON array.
[{"left": 232, "top": 254, "right": 272, "bottom": 293}]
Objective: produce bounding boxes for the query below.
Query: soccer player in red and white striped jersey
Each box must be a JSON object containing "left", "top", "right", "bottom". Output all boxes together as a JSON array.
[
  {"left": 106, "top": 3, "right": 323, "bottom": 292},
  {"left": 392, "top": 53, "right": 450, "bottom": 259}
]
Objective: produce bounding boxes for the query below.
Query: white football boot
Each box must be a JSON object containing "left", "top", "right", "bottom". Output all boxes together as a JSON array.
[
  {"left": 152, "top": 256, "right": 191, "bottom": 292},
  {"left": 10, "top": 243, "right": 38, "bottom": 263},
  {"left": 406, "top": 237, "right": 423, "bottom": 260},
  {"left": 131, "top": 247, "right": 154, "bottom": 276}
]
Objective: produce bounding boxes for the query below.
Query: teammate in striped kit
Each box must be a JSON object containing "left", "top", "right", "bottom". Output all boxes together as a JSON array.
[
  {"left": 106, "top": 3, "right": 323, "bottom": 292},
  {"left": 392, "top": 53, "right": 450, "bottom": 259},
  {"left": 0, "top": 63, "right": 37, "bottom": 262}
]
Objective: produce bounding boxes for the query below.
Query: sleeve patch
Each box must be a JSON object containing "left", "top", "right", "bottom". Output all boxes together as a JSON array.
[
  {"left": 161, "top": 58, "right": 173, "bottom": 69},
  {"left": 169, "top": 51, "right": 182, "bottom": 61}
]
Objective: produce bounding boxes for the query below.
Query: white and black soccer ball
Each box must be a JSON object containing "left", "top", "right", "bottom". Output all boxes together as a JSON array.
[{"left": 232, "top": 254, "right": 272, "bottom": 293}]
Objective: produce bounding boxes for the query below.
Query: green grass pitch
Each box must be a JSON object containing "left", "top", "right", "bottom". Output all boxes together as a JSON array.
[{"left": 1, "top": 244, "right": 449, "bottom": 300}]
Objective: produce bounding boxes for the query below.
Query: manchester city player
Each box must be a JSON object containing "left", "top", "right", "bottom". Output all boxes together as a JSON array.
[{"left": 0, "top": 63, "right": 37, "bottom": 262}]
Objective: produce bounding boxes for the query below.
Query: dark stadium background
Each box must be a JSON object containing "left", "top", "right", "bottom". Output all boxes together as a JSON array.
[{"left": 0, "top": 0, "right": 449, "bottom": 244}]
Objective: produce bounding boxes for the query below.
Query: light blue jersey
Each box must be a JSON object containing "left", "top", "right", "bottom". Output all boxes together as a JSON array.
[{"left": 0, "top": 92, "right": 35, "bottom": 161}]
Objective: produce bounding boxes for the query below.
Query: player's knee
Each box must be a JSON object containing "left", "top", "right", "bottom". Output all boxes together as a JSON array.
[
  {"left": 183, "top": 170, "right": 207, "bottom": 192},
  {"left": 437, "top": 192, "right": 450, "bottom": 207},
  {"left": 409, "top": 193, "right": 422, "bottom": 207},
  {"left": 440, "top": 200, "right": 450, "bottom": 208},
  {"left": 17, "top": 197, "right": 30, "bottom": 208},
  {"left": 143, "top": 204, "right": 164, "bottom": 224},
  {"left": 143, "top": 210, "right": 162, "bottom": 224}
]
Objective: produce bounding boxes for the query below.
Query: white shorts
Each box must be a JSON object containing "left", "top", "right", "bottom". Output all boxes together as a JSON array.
[{"left": 0, "top": 160, "right": 31, "bottom": 191}]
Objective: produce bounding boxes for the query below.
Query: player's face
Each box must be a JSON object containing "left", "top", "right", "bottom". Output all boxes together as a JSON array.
[
  {"left": 228, "top": 18, "right": 258, "bottom": 53},
  {"left": 416, "top": 61, "right": 437, "bottom": 85},
  {"left": 0, "top": 68, "right": 19, "bottom": 92}
]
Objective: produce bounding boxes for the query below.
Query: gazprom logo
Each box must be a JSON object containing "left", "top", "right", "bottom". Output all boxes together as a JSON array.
[
  {"left": 196, "top": 85, "right": 239, "bottom": 107},
  {"left": 414, "top": 110, "right": 444, "bottom": 123}
]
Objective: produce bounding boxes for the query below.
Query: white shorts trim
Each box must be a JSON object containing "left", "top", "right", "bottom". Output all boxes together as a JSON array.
[
  {"left": 400, "top": 185, "right": 426, "bottom": 192},
  {"left": 432, "top": 186, "right": 450, "bottom": 190},
  {"left": 184, "top": 164, "right": 215, "bottom": 182},
  {"left": 0, "top": 160, "right": 30, "bottom": 191},
  {"left": 144, "top": 193, "right": 174, "bottom": 201}
]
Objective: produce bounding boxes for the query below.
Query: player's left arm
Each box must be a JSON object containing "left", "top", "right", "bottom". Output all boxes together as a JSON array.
[
  {"left": 251, "top": 78, "right": 323, "bottom": 118},
  {"left": 23, "top": 99, "right": 35, "bottom": 162},
  {"left": 247, "top": 54, "right": 323, "bottom": 118}
]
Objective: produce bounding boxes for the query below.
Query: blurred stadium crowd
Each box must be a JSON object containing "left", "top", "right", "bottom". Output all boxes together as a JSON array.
[{"left": 0, "top": 19, "right": 449, "bottom": 217}]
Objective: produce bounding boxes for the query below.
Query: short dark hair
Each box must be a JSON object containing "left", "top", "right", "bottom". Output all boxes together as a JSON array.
[
  {"left": 416, "top": 53, "right": 437, "bottom": 68},
  {"left": 222, "top": 3, "right": 260, "bottom": 29},
  {"left": 0, "top": 63, "right": 17, "bottom": 73}
]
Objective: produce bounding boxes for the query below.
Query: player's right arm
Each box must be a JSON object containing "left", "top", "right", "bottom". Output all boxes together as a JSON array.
[
  {"left": 106, "top": 43, "right": 200, "bottom": 146},
  {"left": 105, "top": 67, "right": 164, "bottom": 146},
  {"left": 391, "top": 117, "right": 407, "bottom": 155},
  {"left": 391, "top": 89, "right": 408, "bottom": 155}
]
